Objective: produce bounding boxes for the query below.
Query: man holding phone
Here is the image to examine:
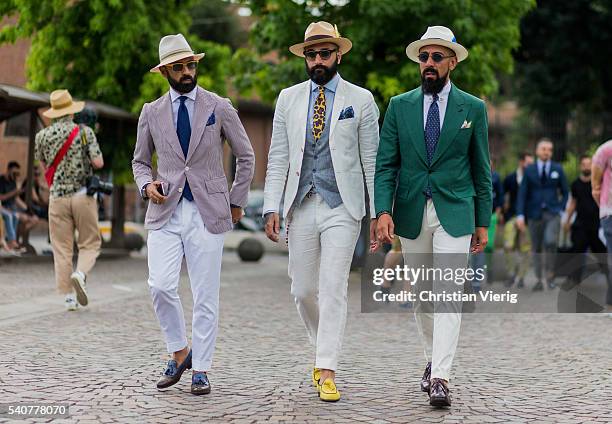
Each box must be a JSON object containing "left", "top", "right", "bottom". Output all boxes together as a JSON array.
[{"left": 132, "top": 34, "right": 254, "bottom": 395}]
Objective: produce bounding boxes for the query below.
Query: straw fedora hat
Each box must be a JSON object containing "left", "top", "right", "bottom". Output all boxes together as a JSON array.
[
  {"left": 42, "top": 89, "right": 85, "bottom": 119},
  {"left": 289, "top": 21, "right": 352, "bottom": 57},
  {"left": 406, "top": 26, "right": 468, "bottom": 63},
  {"left": 150, "top": 33, "right": 205, "bottom": 73}
]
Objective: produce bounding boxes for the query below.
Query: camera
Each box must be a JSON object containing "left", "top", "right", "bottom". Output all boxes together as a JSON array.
[{"left": 86, "top": 175, "right": 113, "bottom": 196}]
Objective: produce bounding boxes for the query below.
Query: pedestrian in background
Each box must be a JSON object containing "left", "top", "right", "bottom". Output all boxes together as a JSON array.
[
  {"left": 590, "top": 141, "right": 612, "bottom": 309},
  {"left": 503, "top": 152, "right": 533, "bottom": 288},
  {"left": 562, "top": 155, "right": 608, "bottom": 290},
  {"left": 35, "top": 89, "right": 104, "bottom": 311},
  {"left": 516, "top": 138, "right": 568, "bottom": 291}
]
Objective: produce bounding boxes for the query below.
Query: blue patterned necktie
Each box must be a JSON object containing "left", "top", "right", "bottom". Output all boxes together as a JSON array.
[
  {"left": 424, "top": 93, "right": 440, "bottom": 197},
  {"left": 177, "top": 96, "right": 193, "bottom": 201}
]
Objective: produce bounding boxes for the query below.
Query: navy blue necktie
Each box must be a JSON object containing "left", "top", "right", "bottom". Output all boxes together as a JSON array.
[
  {"left": 424, "top": 93, "right": 440, "bottom": 197},
  {"left": 177, "top": 96, "right": 193, "bottom": 201}
]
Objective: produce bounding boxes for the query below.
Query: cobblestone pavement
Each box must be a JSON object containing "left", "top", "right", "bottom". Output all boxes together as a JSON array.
[{"left": 0, "top": 251, "right": 611, "bottom": 423}]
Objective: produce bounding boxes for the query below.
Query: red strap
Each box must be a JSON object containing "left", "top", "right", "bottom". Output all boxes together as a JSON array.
[{"left": 45, "top": 125, "right": 80, "bottom": 187}]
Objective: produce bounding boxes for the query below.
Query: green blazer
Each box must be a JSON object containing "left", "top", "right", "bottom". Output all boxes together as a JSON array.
[{"left": 375, "top": 83, "right": 492, "bottom": 239}]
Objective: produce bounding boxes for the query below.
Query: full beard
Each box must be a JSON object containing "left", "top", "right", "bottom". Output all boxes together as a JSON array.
[
  {"left": 306, "top": 61, "right": 338, "bottom": 85},
  {"left": 167, "top": 73, "right": 197, "bottom": 93},
  {"left": 421, "top": 67, "right": 448, "bottom": 94}
]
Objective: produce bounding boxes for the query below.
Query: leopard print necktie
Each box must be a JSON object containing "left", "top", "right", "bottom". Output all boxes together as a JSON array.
[{"left": 312, "top": 86, "right": 326, "bottom": 142}]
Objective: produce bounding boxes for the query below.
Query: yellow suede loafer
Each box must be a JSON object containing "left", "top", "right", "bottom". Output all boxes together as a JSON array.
[
  {"left": 319, "top": 378, "right": 341, "bottom": 402},
  {"left": 312, "top": 367, "right": 321, "bottom": 390}
]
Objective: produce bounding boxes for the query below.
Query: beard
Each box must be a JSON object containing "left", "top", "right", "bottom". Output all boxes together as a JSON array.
[
  {"left": 581, "top": 170, "right": 591, "bottom": 177},
  {"left": 421, "top": 67, "right": 448, "bottom": 94},
  {"left": 306, "top": 61, "right": 338, "bottom": 85},
  {"left": 167, "top": 73, "right": 197, "bottom": 93}
]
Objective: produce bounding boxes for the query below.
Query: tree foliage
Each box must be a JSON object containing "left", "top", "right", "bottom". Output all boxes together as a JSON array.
[
  {"left": 514, "top": 0, "right": 612, "bottom": 146},
  {"left": 234, "top": 0, "right": 534, "bottom": 107}
]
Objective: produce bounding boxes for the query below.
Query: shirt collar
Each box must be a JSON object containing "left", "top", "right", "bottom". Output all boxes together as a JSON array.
[
  {"left": 170, "top": 86, "right": 197, "bottom": 103},
  {"left": 54, "top": 116, "right": 74, "bottom": 124},
  {"left": 424, "top": 80, "right": 452, "bottom": 102},
  {"left": 537, "top": 159, "right": 549, "bottom": 168},
  {"left": 311, "top": 72, "right": 340, "bottom": 94}
]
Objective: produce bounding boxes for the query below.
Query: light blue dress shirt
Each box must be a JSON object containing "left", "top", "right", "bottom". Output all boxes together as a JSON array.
[{"left": 307, "top": 72, "right": 340, "bottom": 128}]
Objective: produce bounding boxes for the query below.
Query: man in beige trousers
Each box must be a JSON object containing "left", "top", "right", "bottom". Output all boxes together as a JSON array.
[{"left": 35, "top": 89, "right": 104, "bottom": 311}]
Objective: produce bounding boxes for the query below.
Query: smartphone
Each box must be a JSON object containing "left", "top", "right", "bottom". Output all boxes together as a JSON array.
[{"left": 157, "top": 182, "right": 168, "bottom": 196}]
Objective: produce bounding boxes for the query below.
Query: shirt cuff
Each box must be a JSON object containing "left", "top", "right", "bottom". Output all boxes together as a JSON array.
[{"left": 140, "top": 183, "right": 151, "bottom": 200}]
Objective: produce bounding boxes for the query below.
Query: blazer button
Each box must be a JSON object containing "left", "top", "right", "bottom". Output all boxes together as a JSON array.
[
  {"left": 178, "top": 187, "right": 183, "bottom": 193},
  {"left": 296, "top": 171, "right": 300, "bottom": 176},
  {"left": 428, "top": 170, "right": 432, "bottom": 174},
  {"left": 185, "top": 166, "right": 190, "bottom": 171}
]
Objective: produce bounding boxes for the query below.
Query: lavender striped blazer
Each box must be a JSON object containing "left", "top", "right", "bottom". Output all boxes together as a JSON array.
[{"left": 132, "top": 87, "right": 255, "bottom": 233}]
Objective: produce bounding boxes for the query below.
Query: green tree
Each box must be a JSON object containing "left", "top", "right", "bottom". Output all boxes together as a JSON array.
[
  {"left": 190, "top": 0, "right": 247, "bottom": 49},
  {"left": 233, "top": 0, "right": 534, "bottom": 108},
  {"left": 514, "top": 0, "right": 612, "bottom": 159}
]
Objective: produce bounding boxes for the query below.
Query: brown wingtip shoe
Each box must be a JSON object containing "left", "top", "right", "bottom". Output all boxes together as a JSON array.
[
  {"left": 420, "top": 362, "right": 432, "bottom": 393},
  {"left": 429, "top": 378, "right": 451, "bottom": 407}
]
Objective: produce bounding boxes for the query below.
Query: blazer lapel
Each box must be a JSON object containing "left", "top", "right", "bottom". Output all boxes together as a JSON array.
[
  {"left": 329, "top": 77, "right": 345, "bottom": 140},
  {"left": 431, "top": 85, "right": 467, "bottom": 166},
  {"left": 401, "top": 91, "right": 427, "bottom": 165},
  {"left": 292, "top": 81, "right": 310, "bottom": 150},
  {"left": 157, "top": 92, "right": 186, "bottom": 162},
  {"left": 186, "top": 87, "right": 214, "bottom": 162}
]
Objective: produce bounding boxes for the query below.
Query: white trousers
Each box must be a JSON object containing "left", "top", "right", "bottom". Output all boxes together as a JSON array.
[
  {"left": 147, "top": 199, "right": 225, "bottom": 371},
  {"left": 399, "top": 199, "right": 471, "bottom": 381},
  {"left": 288, "top": 194, "right": 361, "bottom": 371}
]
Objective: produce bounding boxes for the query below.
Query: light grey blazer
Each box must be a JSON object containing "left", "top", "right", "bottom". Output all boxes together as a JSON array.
[
  {"left": 263, "top": 76, "right": 379, "bottom": 220},
  {"left": 132, "top": 86, "right": 255, "bottom": 234}
]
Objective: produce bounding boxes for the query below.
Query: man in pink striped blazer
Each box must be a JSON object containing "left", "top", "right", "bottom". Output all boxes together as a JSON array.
[{"left": 132, "top": 34, "right": 254, "bottom": 395}]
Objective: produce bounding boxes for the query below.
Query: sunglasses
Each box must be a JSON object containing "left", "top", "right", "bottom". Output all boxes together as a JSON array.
[
  {"left": 304, "top": 49, "right": 337, "bottom": 61},
  {"left": 165, "top": 61, "right": 198, "bottom": 72},
  {"left": 418, "top": 52, "right": 455, "bottom": 63}
]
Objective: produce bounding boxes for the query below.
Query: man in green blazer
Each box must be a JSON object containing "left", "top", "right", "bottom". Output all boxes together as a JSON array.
[{"left": 374, "top": 26, "right": 491, "bottom": 407}]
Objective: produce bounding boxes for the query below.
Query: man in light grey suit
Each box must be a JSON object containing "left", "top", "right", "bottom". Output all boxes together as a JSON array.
[
  {"left": 263, "top": 21, "right": 379, "bottom": 402},
  {"left": 132, "top": 34, "right": 254, "bottom": 395}
]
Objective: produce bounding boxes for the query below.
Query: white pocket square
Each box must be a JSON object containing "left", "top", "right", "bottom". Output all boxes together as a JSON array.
[{"left": 460, "top": 120, "right": 472, "bottom": 129}]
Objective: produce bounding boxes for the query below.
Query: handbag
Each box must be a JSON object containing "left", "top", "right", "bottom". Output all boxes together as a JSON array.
[{"left": 44, "top": 125, "right": 79, "bottom": 187}]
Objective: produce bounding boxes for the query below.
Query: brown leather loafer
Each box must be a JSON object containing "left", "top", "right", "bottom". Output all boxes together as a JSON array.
[
  {"left": 420, "top": 362, "right": 432, "bottom": 393},
  {"left": 429, "top": 378, "right": 451, "bottom": 407},
  {"left": 156, "top": 350, "right": 192, "bottom": 389}
]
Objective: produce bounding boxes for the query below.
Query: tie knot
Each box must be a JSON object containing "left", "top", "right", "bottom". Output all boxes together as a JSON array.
[
  {"left": 179, "top": 96, "right": 188, "bottom": 105},
  {"left": 318, "top": 85, "right": 325, "bottom": 94},
  {"left": 432, "top": 93, "right": 439, "bottom": 102}
]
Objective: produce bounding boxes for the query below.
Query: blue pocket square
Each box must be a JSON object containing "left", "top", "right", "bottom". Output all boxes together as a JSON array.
[
  {"left": 206, "top": 112, "right": 216, "bottom": 126},
  {"left": 338, "top": 106, "right": 354, "bottom": 120}
]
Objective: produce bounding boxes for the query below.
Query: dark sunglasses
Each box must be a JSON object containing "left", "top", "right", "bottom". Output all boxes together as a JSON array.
[
  {"left": 304, "top": 49, "right": 337, "bottom": 61},
  {"left": 418, "top": 52, "right": 455, "bottom": 63},
  {"left": 166, "top": 61, "right": 198, "bottom": 72}
]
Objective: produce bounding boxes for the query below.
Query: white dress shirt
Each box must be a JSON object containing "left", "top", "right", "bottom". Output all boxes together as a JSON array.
[
  {"left": 536, "top": 159, "right": 551, "bottom": 179},
  {"left": 169, "top": 86, "right": 197, "bottom": 129},
  {"left": 423, "top": 80, "right": 452, "bottom": 131}
]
